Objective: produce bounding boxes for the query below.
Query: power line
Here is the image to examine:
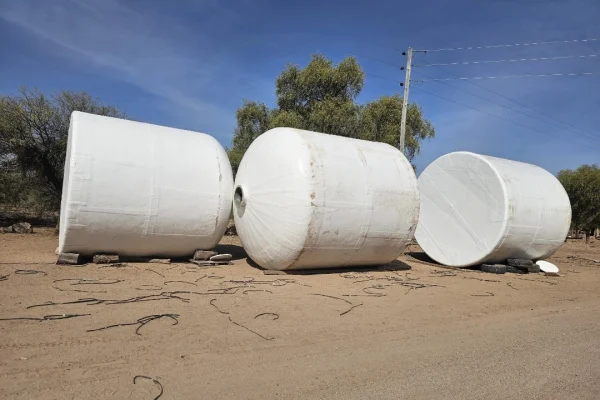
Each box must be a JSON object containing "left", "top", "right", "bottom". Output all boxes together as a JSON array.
[
  {"left": 411, "top": 86, "right": 600, "bottom": 153},
  {"left": 411, "top": 70, "right": 600, "bottom": 142},
  {"left": 364, "top": 69, "right": 600, "bottom": 150},
  {"left": 419, "top": 71, "right": 600, "bottom": 81},
  {"left": 306, "top": 44, "right": 600, "bottom": 142},
  {"left": 425, "top": 64, "right": 600, "bottom": 139},
  {"left": 364, "top": 72, "right": 403, "bottom": 84},
  {"left": 417, "top": 38, "right": 600, "bottom": 52},
  {"left": 417, "top": 54, "right": 600, "bottom": 67}
]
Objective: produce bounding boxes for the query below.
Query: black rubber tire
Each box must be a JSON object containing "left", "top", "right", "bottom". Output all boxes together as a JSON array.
[
  {"left": 481, "top": 264, "right": 507, "bottom": 274},
  {"left": 507, "top": 258, "right": 534, "bottom": 268},
  {"left": 505, "top": 265, "right": 525, "bottom": 274},
  {"left": 527, "top": 264, "right": 541, "bottom": 273}
]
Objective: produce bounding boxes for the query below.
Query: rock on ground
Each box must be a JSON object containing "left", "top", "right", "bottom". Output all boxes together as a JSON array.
[
  {"left": 193, "top": 250, "right": 218, "bottom": 261},
  {"left": 225, "top": 221, "right": 237, "bottom": 236},
  {"left": 1, "top": 222, "right": 33, "bottom": 234}
]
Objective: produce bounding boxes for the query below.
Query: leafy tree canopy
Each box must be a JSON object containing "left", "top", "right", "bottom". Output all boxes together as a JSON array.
[
  {"left": 557, "top": 164, "right": 600, "bottom": 233},
  {"left": 228, "top": 54, "right": 435, "bottom": 174},
  {"left": 0, "top": 87, "right": 126, "bottom": 212}
]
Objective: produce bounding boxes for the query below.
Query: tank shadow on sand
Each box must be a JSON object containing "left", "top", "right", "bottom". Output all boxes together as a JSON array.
[
  {"left": 407, "top": 251, "right": 439, "bottom": 264},
  {"left": 214, "top": 244, "right": 247, "bottom": 261},
  {"left": 407, "top": 251, "right": 482, "bottom": 271},
  {"left": 246, "top": 258, "right": 412, "bottom": 275}
]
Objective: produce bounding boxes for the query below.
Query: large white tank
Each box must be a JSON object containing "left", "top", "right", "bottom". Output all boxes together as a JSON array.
[
  {"left": 233, "top": 127, "right": 420, "bottom": 270},
  {"left": 58, "top": 112, "right": 233, "bottom": 258},
  {"left": 415, "top": 151, "right": 571, "bottom": 267}
]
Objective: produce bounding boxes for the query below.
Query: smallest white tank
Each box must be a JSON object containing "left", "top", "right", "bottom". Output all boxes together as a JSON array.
[{"left": 415, "top": 152, "right": 571, "bottom": 267}]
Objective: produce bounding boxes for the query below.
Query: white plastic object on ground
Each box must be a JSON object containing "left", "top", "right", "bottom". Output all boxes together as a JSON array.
[
  {"left": 233, "top": 127, "right": 420, "bottom": 270},
  {"left": 536, "top": 260, "right": 560, "bottom": 273},
  {"left": 58, "top": 111, "right": 233, "bottom": 257},
  {"left": 415, "top": 151, "right": 571, "bottom": 267}
]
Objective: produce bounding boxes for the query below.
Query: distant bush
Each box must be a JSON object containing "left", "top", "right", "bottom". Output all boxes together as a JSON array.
[{"left": 0, "top": 87, "right": 126, "bottom": 222}]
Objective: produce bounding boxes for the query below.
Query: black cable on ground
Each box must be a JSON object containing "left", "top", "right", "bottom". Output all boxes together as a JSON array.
[{"left": 133, "top": 375, "right": 163, "bottom": 400}]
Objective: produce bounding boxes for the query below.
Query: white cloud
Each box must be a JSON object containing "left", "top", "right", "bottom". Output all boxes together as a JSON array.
[{"left": 0, "top": 0, "right": 242, "bottom": 140}]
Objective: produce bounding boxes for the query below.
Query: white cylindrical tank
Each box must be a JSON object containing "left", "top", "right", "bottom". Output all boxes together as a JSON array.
[
  {"left": 415, "top": 151, "right": 571, "bottom": 267},
  {"left": 58, "top": 111, "right": 233, "bottom": 258},
  {"left": 233, "top": 127, "right": 420, "bottom": 270}
]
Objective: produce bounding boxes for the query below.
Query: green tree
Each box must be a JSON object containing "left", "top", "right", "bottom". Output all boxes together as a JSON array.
[
  {"left": 358, "top": 95, "right": 434, "bottom": 162},
  {"left": 227, "top": 101, "right": 271, "bottom": 174},
  {"left": 227, "top": 54, "right": 435, "bottom": 174},
  {"left": 0, "top": 87, "right": 126, "bottom": 212},
  {"left": 557, "top": 164, "right": 600, "bottom": 238}
]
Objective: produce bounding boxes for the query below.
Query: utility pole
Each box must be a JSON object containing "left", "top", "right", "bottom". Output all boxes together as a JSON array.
[{"left": 399, "top": 47, "right": 413, "bottom": 154}]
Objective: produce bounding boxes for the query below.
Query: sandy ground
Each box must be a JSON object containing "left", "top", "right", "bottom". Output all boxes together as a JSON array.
[{"left": 1, "top": 229, "right": 600, "bottom": 400}]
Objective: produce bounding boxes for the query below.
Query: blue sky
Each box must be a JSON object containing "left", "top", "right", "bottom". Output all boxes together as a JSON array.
[{"left": 1, "top": 0, "right": 599, "bottom": 174}]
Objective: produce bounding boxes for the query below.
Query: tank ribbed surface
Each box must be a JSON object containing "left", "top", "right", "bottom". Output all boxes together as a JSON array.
[
  {"left": 233, "top": 127, "right": 420, "bottom": 270},
  {"left": 58, "top": 111, "right": 233, "bottom": 257}
]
